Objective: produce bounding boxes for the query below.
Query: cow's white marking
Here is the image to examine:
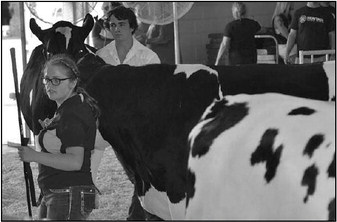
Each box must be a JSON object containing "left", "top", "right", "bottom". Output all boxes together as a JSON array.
[
  {"left": 29, "top": 89, "right": 33, "bottom": 106},
  {"left": 174, "top": 64, "right": 218, "bottom": 78},
  {"left": 139, "top": 185, "right": 185, "bottom": 220},
  {"left": 174, "top": 64, "right": 223, "bottom": 98},
  {"left": 55, "top": 27, "right": 72, "bottom": 49},
  {"left": 187, "top": 93, "right": 335, "bottom": 219},
  {"left": 323, "top": 61, "right": 335, "bottom": 101}
]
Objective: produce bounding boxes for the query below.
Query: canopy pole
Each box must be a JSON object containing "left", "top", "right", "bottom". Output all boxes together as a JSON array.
[
  {"left": 173, "top": 2, "right": 180, "bottom": 64},
  {"left": 19, "top": 2, "right": 27, "bottom": 70},
  {"left": 19, "top": 2, "right": 31, "bottom": 141}
]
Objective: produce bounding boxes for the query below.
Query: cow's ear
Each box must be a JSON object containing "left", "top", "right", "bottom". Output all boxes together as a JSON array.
[
  {"left": 81, "top": 13, "right": 94, "bottom": 40},
  {"left": 30, "top": 18, "right": 45, "bottom": 42}
]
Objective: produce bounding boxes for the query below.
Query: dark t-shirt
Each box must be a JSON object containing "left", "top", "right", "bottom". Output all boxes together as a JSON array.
[
  {"left": 290, "top": 6, "right": 334, "bottom": 51},
  {"left": 224, "top": 18, "right": 261, "bottom": 65},
  {"left": 37, "top": 95, "right": 97, "bottom": 191}
]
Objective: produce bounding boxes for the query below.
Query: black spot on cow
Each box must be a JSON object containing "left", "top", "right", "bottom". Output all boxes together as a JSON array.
[
  {"left": 288, "top": 107, "right": 316, "bottom": 115},
  {"left": 250, "top": 129, "right": 283, "bottom": 183},
  {"left": 328, "top": 198, "right": 336, "bottom": 220},
  {"left": 301, "top": 164, "right": 318, "bottom": 203},
  {"left": 303, "top": 134, "right": 324, "bottom": 158},
  {"left": 191, "top": 100, "right": 248, "bottom": 158},
  {"left": 201, "top": 98, "right": 227, "bottom": 120},
  {"left": 186, "top": 169, "right": 196, "bottom": 208},
  {"left": 327, "top": 154, "right": 335, "bottom": 178}
]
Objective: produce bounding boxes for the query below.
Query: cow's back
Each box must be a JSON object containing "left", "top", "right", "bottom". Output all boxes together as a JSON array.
[
  {"left": 213, "top": 63, "right": 332, "bottom": 101},
  {"left": 187, "top": 93, "right": 335, "bottom": 219}
]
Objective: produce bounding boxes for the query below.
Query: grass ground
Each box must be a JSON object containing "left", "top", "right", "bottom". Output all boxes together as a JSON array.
[{"left": 1, "top": 147, "right": 132, "bottom": 220}]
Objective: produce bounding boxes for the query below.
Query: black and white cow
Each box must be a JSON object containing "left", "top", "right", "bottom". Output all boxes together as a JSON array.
[
  {"left": 20, "top": 14, "right": 335, "bottom": 219},
  {"left": 20, "top": 14, "right": 94, "bottom": 136},
  {"left": 187, "top": 93, "right": 335, "bottom": 220}
]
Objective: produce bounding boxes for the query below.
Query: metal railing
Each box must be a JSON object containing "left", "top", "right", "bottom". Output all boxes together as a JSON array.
[
  {"left": 255, "top": 35, "right": 279, "bottom": 64},
  {"left": 299, "top": 49, "right": 336, "bottom": 64}
]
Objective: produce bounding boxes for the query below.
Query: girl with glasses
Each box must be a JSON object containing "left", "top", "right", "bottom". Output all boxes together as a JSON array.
[{"left": 17, "top": 54, "right": 100, "bottom": 220}]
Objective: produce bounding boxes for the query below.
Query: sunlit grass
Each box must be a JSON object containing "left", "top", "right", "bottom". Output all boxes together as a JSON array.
[{"left": 2, "top": 148, "right": 132, "bottom": 220}]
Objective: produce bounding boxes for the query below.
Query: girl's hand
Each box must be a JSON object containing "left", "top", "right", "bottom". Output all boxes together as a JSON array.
[
  {"left": 38, "top": 118, "right": 52, "bottom": 129},
  {"left": 18, "top": 146, "right": 37, "bottom": 163}
]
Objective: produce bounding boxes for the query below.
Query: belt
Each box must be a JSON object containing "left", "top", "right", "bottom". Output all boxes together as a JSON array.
[{"left": 49, "top": 188, "right": 71, "bottom": 193}]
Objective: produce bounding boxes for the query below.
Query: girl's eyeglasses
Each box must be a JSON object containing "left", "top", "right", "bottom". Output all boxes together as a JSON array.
[{"left": 42, "top": 77, "right": 72, "bottom": 86}]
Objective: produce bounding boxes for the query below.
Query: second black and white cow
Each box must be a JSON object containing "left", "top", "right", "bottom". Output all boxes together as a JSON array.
[{"left": 187, "top": 93, "right": 335, "bottom": 220}]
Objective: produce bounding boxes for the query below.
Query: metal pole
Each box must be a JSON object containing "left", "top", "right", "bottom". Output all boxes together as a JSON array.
[
  {"left": 19, "top": 2, "right": 32, "bottom": 142},
  {"left": 11, "top": 47, "right": 37, "bottom": 218},
  {"left": 173, "top": 2, "right": 180, "bottom": 64}
]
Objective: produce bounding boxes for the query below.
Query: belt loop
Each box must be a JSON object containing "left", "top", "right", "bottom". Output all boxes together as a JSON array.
[{"left": 67, "top": 187, "right": 73, "bottom": 220}]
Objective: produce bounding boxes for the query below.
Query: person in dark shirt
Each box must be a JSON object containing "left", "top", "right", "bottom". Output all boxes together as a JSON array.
[
  {"left": 285, "top": 2, "right": 335, "bottom": 64},
  {"left": 215, "top": 2, "right": 261, "bottom": 65},
  {"left": 145, "top": 23, "right": 175, "bottom": 64},
  {"left": 17, "top": 54, "right": 100, "bottom": 220}
]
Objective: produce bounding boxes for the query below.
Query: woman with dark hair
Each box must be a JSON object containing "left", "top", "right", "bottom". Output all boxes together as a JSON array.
[
  {"left": 96, "top": 5, "right": 160, "bottom": 66},
  {"left": 17, "top": 54, "right": 100, "bottom": 220},
  {"left": 215, "top": 2, "right": 261, "bottom": 65}
]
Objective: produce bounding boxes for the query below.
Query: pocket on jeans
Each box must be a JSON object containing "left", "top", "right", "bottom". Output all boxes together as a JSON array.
[{"left": 80, "top": 190, "right": 96, "bottom": 216}]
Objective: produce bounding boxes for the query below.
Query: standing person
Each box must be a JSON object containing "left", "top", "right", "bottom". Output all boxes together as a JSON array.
[
  {"left": 91, "top": 2, "right": 122, "bottom": 49},
  {"left": 285, "top": 2, "right": 335, "bottom": 64},
  {"left": 215, "top": 2, "right": 261, "bottom": 65},
  {"left": 17, "top": 54, "right": 100, "bottom": 220},
  {"left": 96, "top": 6, "right": 160, "bottom": 65},
  {"left": 95, "top": 5, "right": 161, "bottom": 221},
  {"left": 146, "top": 23, "right": 175, "bottom": 64},
  {"left": 271, "top": 2, "right": 297, "bottom": 63}
]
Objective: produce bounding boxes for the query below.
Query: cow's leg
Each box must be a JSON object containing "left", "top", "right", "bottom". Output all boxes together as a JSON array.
[{"left": 111, "top": 150, "right": 146, "bottom": 220}]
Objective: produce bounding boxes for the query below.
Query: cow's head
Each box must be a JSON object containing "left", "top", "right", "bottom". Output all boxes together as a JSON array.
[
  {"left": 29, "top": 13, "right": 94, "bottom": 61},
  {"left": 20, "top": 14, "right": 94, "bottom": 136}
]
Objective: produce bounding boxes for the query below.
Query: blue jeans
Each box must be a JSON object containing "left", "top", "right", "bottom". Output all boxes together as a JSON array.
[{"left": 38, "top": 185, "right": 97, "bottom": 220}]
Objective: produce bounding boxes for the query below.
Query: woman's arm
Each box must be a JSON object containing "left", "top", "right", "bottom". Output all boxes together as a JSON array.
[
  {"left": 274, "top": 15, "right": 289, "bottom": 39},
  {"left": 18, "top": 146, "right": 84, "bottom": 171},
  {"left": 285, "top": 29, "right": 297, "bottom": 64},
  {"left": 215, "top": 36, "right": 230, "bottom": 65}
]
